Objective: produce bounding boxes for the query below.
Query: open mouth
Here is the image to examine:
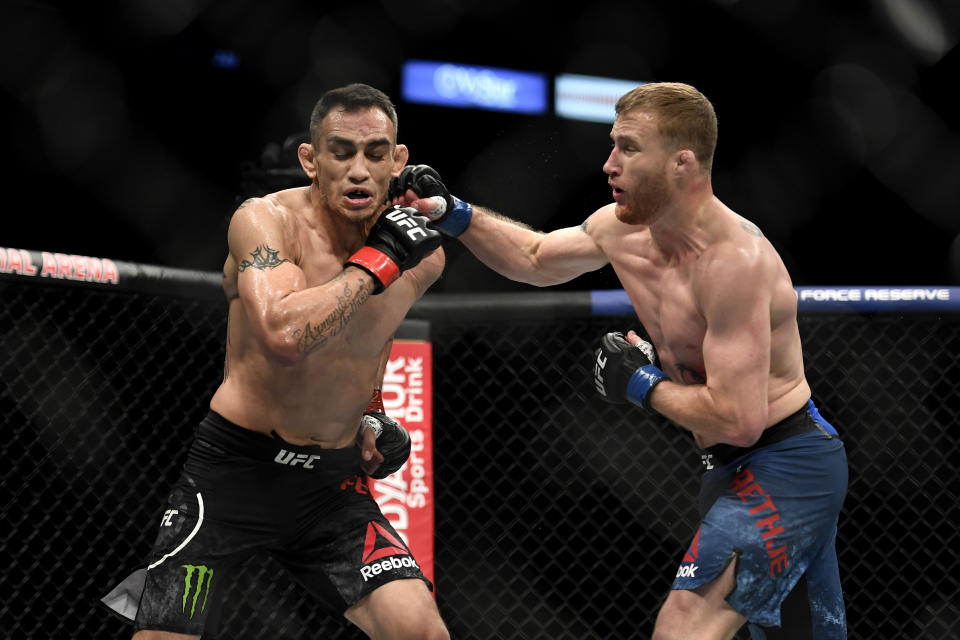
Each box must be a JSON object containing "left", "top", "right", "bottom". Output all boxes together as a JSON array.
[{"left": 345, "top": 189, "right": 373, "bottom": 205}]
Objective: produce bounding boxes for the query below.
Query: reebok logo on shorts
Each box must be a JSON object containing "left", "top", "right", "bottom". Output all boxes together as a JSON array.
[
  {"left": 676, "top": 526, "right": 701, "bottom": 578},
  {"left": 359, "top": 522, "right": 419, "bottom": 582}
]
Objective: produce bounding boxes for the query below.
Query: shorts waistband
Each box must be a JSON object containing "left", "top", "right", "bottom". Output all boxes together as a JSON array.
[
  {"left": 701, "top": 404, "right": 818, "bottom": 468},
  {"left": 196, "top": 410, "right": 361, "bottom": 470}
]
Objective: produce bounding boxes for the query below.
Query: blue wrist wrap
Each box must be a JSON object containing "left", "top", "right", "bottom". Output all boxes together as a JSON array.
[
  {"left": 435, "top": 196, "right": 473, "bottom": 237},
  {"left": 626, "top": 364, "right": 668, "bottom": 411}
]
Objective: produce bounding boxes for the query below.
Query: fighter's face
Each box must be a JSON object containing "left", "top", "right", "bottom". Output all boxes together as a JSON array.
[
  {"left": 603, "top": 110, "right": 673, "bottom": 225},
  {"left": 312, "top": 107, "right": 403, "bottom": 223}
]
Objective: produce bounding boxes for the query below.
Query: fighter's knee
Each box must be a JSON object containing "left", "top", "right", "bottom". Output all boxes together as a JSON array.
[
  {"left": 652, "top": 591, "right": 701, "bottom": 640},
  {"left": 131, "top": 630, "right": 199, "bottom": 640},
  {"left": 375, "top": 617, "right": 449, "bottom": 640},
  {"left": 419, "top": 620, "right": 450, "bottom": 640},
  {"left": 652, "top": 582, "right": 746, "bottom": 640}
]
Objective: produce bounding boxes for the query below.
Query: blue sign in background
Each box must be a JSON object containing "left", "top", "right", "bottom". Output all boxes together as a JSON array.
[
  {"left": 402, "top": 59, "right": 547, "bottom": 114},
  {"left": 590, "top": 287, "right": 960, "bottom": 315}
]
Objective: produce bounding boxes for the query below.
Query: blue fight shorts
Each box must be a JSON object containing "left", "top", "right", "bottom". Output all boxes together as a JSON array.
[{"left": 672, "top": 400, "right": 848, "bottom": 639}]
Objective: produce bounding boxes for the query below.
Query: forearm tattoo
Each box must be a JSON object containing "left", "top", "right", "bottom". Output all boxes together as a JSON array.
[
  {"left": 293, "top": 275, "right": 371, "bottom": 354},
  {"left": 238, "top": 244, "right": 290, "bottom": 272}
]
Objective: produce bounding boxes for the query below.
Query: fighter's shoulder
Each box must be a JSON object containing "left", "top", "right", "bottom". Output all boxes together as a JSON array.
[
  {"left": 579, "top": 203, "right": 622, "bottom": 235},
  {"left": 697, "top": 229, "right": 779, "bottom": 293},
  {"left": 228, "top": 192, "right": 301, "bottom": 237},
  {"left": 231, "top": 192, "right": 290, "bottom": 220}
]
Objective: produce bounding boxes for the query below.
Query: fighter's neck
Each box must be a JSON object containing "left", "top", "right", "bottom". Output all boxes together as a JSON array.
[
  {"left": 301, "top": 185, "right": 372, "bottom": 251},
  {"left": 647, "top": 194, "right": 722, "bottom": 260}
]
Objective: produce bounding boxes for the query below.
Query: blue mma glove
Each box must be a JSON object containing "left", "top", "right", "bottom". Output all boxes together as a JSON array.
[
  {"left": 593, "top": 331, "right": 669, "bottom": 412},
  {"left": 389, "top": 164, "right": 473, "bottom": 236}
]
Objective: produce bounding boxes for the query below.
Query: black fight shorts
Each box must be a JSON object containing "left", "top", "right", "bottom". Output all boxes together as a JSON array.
[{"left": 101, "top": 411, "right": 432, "bottom": 637}]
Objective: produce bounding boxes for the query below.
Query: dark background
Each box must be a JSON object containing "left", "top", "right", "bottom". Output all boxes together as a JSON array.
[{"left": 3, "top": 0, "right": 959, "bottom": 293}]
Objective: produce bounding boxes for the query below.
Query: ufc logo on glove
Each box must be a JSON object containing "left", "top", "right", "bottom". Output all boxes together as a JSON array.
[
  {"left": 593, "top": 352, "right": 608, "bottom": 396},
  {"left": 386, "top": 208, "right": 430, "bottom": 241}
]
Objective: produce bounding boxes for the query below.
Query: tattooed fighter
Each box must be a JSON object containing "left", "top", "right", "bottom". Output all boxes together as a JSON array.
[{"left": 102, "top": 84, "right": 449, "bottom": 640}]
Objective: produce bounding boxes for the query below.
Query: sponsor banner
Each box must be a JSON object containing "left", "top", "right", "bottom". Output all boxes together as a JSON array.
[
  {"left": 592, "top": 287, "right": 960, "bottom": 314},
  {"left": 0, "top": 247, "right": 119, "bottom": 284},
  {"left": 368, "top": 340, "right": 435, "bottom": 588},
  {"left": 795, "top": 286, "right": 960, "bottom": 312},
  {"left": 555, "top": 74, "right": 644, "bottom": 123},
  {"left": 402, "top": 59, "right": 547, "bottom": 114}
]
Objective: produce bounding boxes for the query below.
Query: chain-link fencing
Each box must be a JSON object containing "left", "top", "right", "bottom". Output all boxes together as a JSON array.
[{"left": 0, "top": 263, "right": 957, "bottom": 639}]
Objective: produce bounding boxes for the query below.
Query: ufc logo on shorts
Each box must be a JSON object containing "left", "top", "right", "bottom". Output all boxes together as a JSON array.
[
  {"left": 161, "top": 509, "right": 178, "bottom": 527},
  {"left": 386, "top": 209, "right": 428, "bottom": 241},
  {"left": 274, "top": 449, "right": 321, "bottom": 469}
]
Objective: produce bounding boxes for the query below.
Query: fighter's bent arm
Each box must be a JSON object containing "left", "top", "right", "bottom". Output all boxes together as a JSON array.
[
  {"left": 229, "top": 200, "right": 376, "bottom": 365},
  {"left": 457, "top": 205, "right": 608, "bottom": 286},
  {"left": 646, "top": 244, "right": 773, "bottom": 446}
]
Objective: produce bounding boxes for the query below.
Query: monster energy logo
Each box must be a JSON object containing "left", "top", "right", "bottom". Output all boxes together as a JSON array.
[{"left": 181, "top": 564, "right": 213, "bottom": 619}]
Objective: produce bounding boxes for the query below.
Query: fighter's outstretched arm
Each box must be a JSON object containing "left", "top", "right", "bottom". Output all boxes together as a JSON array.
[
  {"left": 457, "top": 206, "right": 608, "bottom": 286},
  {"left": 390, "top": 164, "right": 608, "bottom": 286}
]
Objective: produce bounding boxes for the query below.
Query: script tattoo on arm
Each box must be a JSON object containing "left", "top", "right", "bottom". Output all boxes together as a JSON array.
[
  {"left": 238, "top": 245, "right": 290, "bottom": 272},
  {"left": 292, "top": 274, "right": 371, "bottom": 354}
]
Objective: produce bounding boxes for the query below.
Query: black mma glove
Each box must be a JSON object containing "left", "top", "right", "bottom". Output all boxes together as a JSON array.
[
  {"left": 345, "top": 205, "right": 441, "bottom": 293},
  {"left": 389, "top": 164, "right": 473, "bottom": 236},
  {"left": 593, "top": 331, "right": 670, "bottom": 412},
  {"left": 358, "top": 411, "right": 411, "bottom": 479}
]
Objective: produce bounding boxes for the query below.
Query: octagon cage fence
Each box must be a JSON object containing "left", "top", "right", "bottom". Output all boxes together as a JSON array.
[{"left": 1, "top": 249, "right": 958, "bottom": 640}]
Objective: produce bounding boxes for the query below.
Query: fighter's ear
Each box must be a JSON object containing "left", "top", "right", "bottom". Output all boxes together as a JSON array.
[
  {"left": 392, "top": 143, "right": 409, "bottom": 177},
  {"left": 672, "top": 148, "right": 699, "bottom": 176},
  {"left": 675, "top": 148, "right": 696, "bottom": 168},
  {"left": 298, "top": 143, "right": 317, "bottom": 180}
]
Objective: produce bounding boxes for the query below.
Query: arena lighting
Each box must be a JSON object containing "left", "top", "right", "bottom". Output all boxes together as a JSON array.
[
  {"left": 401, "top": 59, "right": 548, "bottom": 114},
  {"left": 555, "top": 73, "right": 645, "bottom": 123},
  {"left": 211, "top": 49, "right": 240, "bottom": 69}
]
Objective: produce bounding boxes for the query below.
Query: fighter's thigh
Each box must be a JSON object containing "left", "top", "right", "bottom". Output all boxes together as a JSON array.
[
  {"left": 132, "top": 631, "right": 198, "bottom": 640},
  {"left": 133, "top": 483, "right": 248, "bottom": 636},
  {"left": 655, "top": 554, "right": 746, "bottom": 639},
  {"left": 275, "top": 479, "right": 433, "bottom": 615},
  {"left": 344, "top": 578, "right": 448, "bottom": 640}
]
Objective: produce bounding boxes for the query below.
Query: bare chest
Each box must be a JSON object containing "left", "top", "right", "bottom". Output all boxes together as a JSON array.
[{"left": 612, "top": 256, "right": 707, "bottom": 383}]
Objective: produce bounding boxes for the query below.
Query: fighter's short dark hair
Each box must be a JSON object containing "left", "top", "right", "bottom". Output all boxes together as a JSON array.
[{"left": 309, "top": 83, "right": 399, "bottom": 146}]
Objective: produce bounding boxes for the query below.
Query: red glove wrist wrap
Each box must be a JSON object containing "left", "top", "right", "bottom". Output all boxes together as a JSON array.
[
  {"left": 347, "top": 247, "right": 400, "bottom": 291},
  {"left": 366, "top": 388, "right": 384, "bottom": 414}
]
